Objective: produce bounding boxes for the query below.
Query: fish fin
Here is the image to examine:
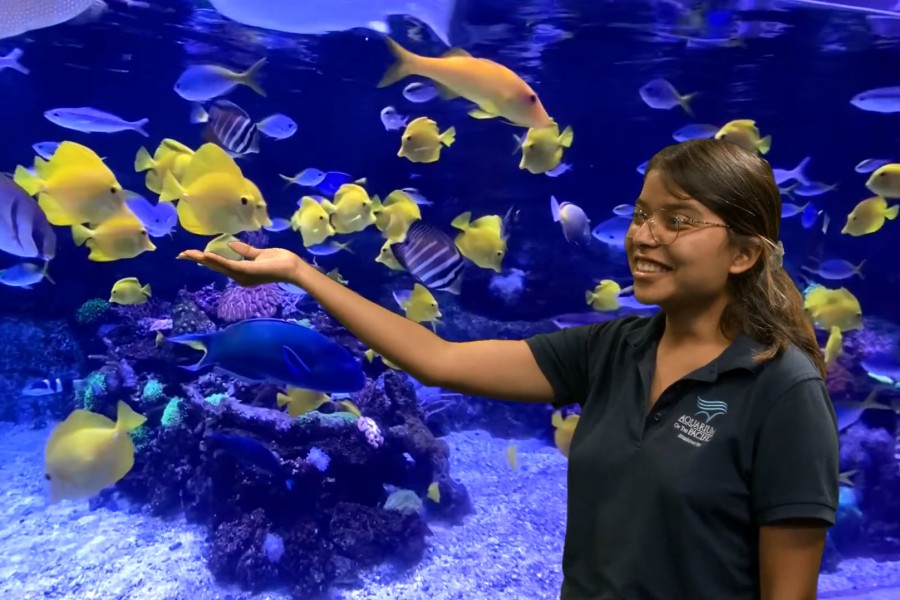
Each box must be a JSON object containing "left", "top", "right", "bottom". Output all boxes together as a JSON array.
[
  {"left": 758, "top": 135, "right": 772, "bottom": 155},
  {"left": 167, "top": 333, "right": 211, "bottom": 369},
  {"left": 886, "top": 204, "right": 899, "bottom": 221},
  {"left": 177, "top": 200, "right": 216, "bottom": 235},
  {"left": 159, "top": 171, "right": 183, "bottom": 203},
  {"left": 444, "top": 272, "right": 463, "bottom": 295},
  {"left": 440, "top": 126, "right": 456, "bottom": 147},
  {"left": 41, "top": 261, "right": 55, "bottom": 285},
  {"left": 13, "top": 165, "right": 41, "bottom": 196},
  {"left": 141, "top": 284, "right": 152, "bottom": 297},
  {"left": 4, "top": 48, "right": 29, "bottom": 75},
  {"left": 678, "top": 92, "right": 698, "bottom": 116},
  {"left": 559, "top": 126, "right": 574, "bottom": 148},
  {"left": 132, "top": 118, "right": 150, "bottom": 137},
  {"left": 512, "top": 134, "right": 524, "bottom": 154},
  {"left": 276, "top": 392, "right": 290, "bottom": 408},
  {"left": 86, "top": 247, "right": 117, "bottom": 262},
  {"left": 320, "top": 199, "right": 336, "bottom": 214},
  {"left": 550, "top": 196, "right": 561, "bottom": 222},
  {"left": 551, "top": 410, "right": 562, "bottom": 428},
  {"left": 38, "top": 193, "right": 78, "bottom": 226},
  {"left": 468, "top": 108, "right": 497, "bottom": 120},
  {"left": 378, "top": 37, "right": 418, "bottom": 88},
  {"left": 441, "top": 47, "right": 471, "bottom": 58},
  {"left": 237, "top": 58, "right": 268, "bottom": 97},
  {"left": 433, "top": 82, "right": 460, "bottom": 100},
  {"left": 450, "top": 211, "right": 471, "bottom": 230},
  {"left": 189, "top": 104, "right": 208, "bottom": 124},
  {"left": 33, "top": 157, "right": 50, "bottom": 178},
  {"left": 70, "top": 224, "right": 93, "bottom": 247},
  {"left": 134, "top": 146, "right": 155, "bottom": 172},
  {"left": 185, "top": 143, "right": 242, "bottom": 184},
  {"left": 282, "top": 346, "right": 311, "bottom": 376},
  {"left": 115, "top": 400, "right": 147, "bottom": 433}
]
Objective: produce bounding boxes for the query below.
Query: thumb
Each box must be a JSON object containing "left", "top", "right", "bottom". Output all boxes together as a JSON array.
[{"left": 228, "top": 241, "right": 262, "bottom": 259}]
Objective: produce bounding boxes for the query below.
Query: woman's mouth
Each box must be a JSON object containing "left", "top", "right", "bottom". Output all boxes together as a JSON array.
[{"left": 633, "top": 259, "right": 672, "bottom": 275}]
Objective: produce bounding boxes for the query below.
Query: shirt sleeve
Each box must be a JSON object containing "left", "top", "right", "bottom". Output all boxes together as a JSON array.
[
  {"left": 525, "top": 324, "right": 599, "bottom": 409},
  {"left": 751, "top": 377, "right": 840, "bottom": 526}
]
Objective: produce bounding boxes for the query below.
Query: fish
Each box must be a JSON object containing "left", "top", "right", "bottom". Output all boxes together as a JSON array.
[
  {"left": 586, "top": 280, "right": 622, "bottom": 312},
  {"left": 398, "top": 116, "right": 455, "bottom": 163},
  {"left": 168, "top": 318, "right": 366, "bottom": 392},
  {"left": 552, "top": 410, "right": 579, "bottom": 457},
  {"left": 399, "top": 188, "right": 433, "bottom": 206},
  {"left": 506, "top": 445, "right": 518, "bottom": 470},
  {"left": 793, "top": 181, "right": 837, "bottom": 197},
  {"left": 0, "top": 1, "right": 97, "bottom": 39},
  {"left": 833, "top": 388, "right": 892, "bottom": 432},
  {"left": 366, "top": 348, "right": 402, "bottom": 370},
  {"left": 316, "top": 172, "right": 356, "bottom": 196},
  {"left": 44, "top": 400, "right": 147, "bottom": 503},
  {"left": 613, "top": 204, "right": 635, "bottom": 218},
  {"left": 636, "top": 160, "right": 649, "bottom": 176},
  {"left": 71, "top": 207, "right": 157, "bottom": 262},
  {"left": 545, "top": 163, "right": 572, "bottom": 177},
  {"left": 451, "top": 210, "right": 507, "bottom": 272},
  {"left": 279, "top": 168, "right": 326, "bottom": 188},
  {"left": 134, "top": 139, "right": 195, "bottom": 195},
  {"left": 44, "top": 107, "right": 148, "bottom": 136},
  {"left": 372, "top": 190, "right": 422, "bottom": 243},
  {"left": 174, "top": 58, "right": 267, "bottom": 102},
  {"left": 551, "top": 312, "right": 619, "bottom": 329},
  {"left": 841, "top": 196, "right": 898, "bottom": 236},
  {"left": 801, "top": 259, "right": 865, "bottom": 281},
  {"left": 290, "top": 196, "right": 336, "bottom": 247},
  {"left": 306, "top": 240, "right": 352, "bottom": 256},
  {"left": 850, "top": 86, "right": 900, "bottom": 113},
  {"left": 263, "top": 217, "right": 291, "bottom": 232},
  {"left": 380, "top": 106, "right": 408, "bottom": 131},
  {"left": 203, "top": 234, "right": 244, "bottom": 261},
  {"left": 256, "top": 114, "right": 297, "bottom": 140},
  {"left": 715, "top": 119, "right": 771, "bottom": 154},
  {"left": 109, "top": 277, "right": 151, "bottom": 305},
  {"left": 550, "top": 195, "right": 590, "bottom": 245},
  {"left": 824, "top": 325, "right": 842, "bottom": 369},
  {"left": 205, "top": 432, "right": 295, "bottom": 490},
  {"left": 0, "top": 174, "right": 56, "bottom": 260},
  {"left": 516, "top": 122, "right": 573, "bottom": 175},
  {"left": 0, "top": 48, "right": 28, "bottom": 74},
  {"left": 861, "top": 354, "right": 900, "bottom": 387},
  {"left": 390, "top": 220, "right": 464, "bottom": 294},
  {"left": 427, "top": 482, "right": 440, "bottom": 503},
  {"left": 206, "top": 0, "right": 458, "bottom": 46},
  {"left": 591, "top": 216, "right": 631, "bottom": 249},
  {"left": 276, "top": 387, "right": 330, "bottom": 417},
  {"left": 403, "top": 81, "right": 439, "bottom": 103},
  {"left": 772, "top": 156, "right": 811, "bottom": 185},
  {"left": 277, "top": 281, "right": 308, "bottom": 297},
  {"left": 855, "top": 158, "right": 891, "bottom": 174},
  {"left": 191, "top": 100, "right": 260, "bottom": 157},
  {"left": 393, "top": 282, "right": 442, "bottom": 328},
  {"left": 0, "top": 261, "right": 52, "bottom": 288},
  {"left": 378, "top": 37, "right": 554, "bottom": 129},
  {"left": 125, "top": 192, "right": 178, "bottom": 238},
  {"left": 802, "top": 285, "right": 862, "bottom": 332},
  {"left": 672, "top": 123, "right": 719, "bottom": 141},
  {"left": 21, "top": 378, "right": 65, "bottom": 396},
  {"left": 32, "top": 142, "right": 60, "bottom": 160},
  {"left": 322, "top": 184, "right": 376, "bottom": 234},
  {"left": 866, "top": 164, "right": 900, "bottom": 199},
  {"left": 638, "top": 79, "right": 697, "bottom": 114},
  {"left": 376, "top": 240, "right": 405, "bottom": 271}
]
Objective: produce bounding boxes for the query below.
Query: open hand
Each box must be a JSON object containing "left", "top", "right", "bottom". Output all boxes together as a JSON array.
[{"left": 177, "top": 241, "right": 305, "bottom": 288}]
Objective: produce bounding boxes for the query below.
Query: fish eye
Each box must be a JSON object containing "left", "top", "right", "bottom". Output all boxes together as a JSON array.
[
  {"left": 528, "top": 94, "right": 537, "bottom": 104},
  {"left": 141, "top": 230, "right": 148, "bottom": 236},
  {"left": 496, "top": 251, "right": 503, "bottom": 256},
  {"left": 319, "top": 215, "right": 325, "bottom": 220},
  {"left": 240, "top": 197, "right": 249, "bottom": 205},
  {"left": 878, "top": 172, "right": 886, "bottom": 177},
  {"left": 110, "top": 186, "right": 118, "bottom": 194},
  {"left": 44, "top": 473, "right": 51, "bottom": 481}
]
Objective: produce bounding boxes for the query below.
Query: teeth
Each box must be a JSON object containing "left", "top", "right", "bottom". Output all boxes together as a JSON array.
[{"left": 636, "top": 260, "right": 669, "bottom": 273}]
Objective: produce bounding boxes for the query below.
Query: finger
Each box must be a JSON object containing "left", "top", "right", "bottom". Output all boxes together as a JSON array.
[
  {"left": 177, "top": 249, "right": 206, "bottom": 262},
  {"left": 228, "top": 241, "right": 262, "bottom": 259}
]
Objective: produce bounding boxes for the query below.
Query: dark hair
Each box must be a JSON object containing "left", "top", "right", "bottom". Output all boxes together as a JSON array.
[{"left": 645, "top": 138, "right": 826, "bottom": 378}]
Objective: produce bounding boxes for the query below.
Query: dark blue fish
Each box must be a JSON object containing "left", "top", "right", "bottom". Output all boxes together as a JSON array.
[
  {"left": 168, "top": 318, "right": 366, "bottom": 392},
  {"left": 206, "top": 432, "right": 294, "bottom": 490},
  {"left": 316, "top": 171, "right": 354, "bottom": 196},
  {"left": 390, "top": 220, "right": 464, "bottom": 294},
  {"left": 0, "top": 174, "right": 56, "bottom": 260},
  {"left": 801, "top": 203, "right": 818, "bottom": 229}
]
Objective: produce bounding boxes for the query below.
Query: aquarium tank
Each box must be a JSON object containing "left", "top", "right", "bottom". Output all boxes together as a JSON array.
[{"left": 0, "top": 0, "right": 898, "bottom": 599}]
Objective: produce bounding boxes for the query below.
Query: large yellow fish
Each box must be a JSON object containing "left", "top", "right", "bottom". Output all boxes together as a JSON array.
[
  {"left": 397, "top": 117, "right": 456, "bottom": 163},
  {"left": 71, "top": 207, "right": 157, "bottom": 262},
  {"left": 451, "top": 211, "right": 507, "bottom": 272},
  {"left": 322, "top": 184, "right": 376, "bottom": 234},
  {"left": 160, "top": 143, "right": 261, "bottom": 236},
  {"left": 715, "top": 119, "right": 771, "bottom": 155},
  {"left": 290, "top": 196, "right": 336, "bottom": 247},
  {"left": 14, "top": 141, "right": 125, "bottom": 226},
  {"left": 552, "top": 410, "right": 579, "bottom": 458},
  {"left": 373, "top": 190, "right": 422, "bottom": 242},
  {"left": 803, "top": 285, "right": 862, "bottom": 332},
  {"left": 841, "top": 196, "right": 898, "bottom": 236},
  {"left": 378, "top": 37, "right": 554, "bottom": 129},
  {"left": 44, "top": 400, "right": 147, "bottom": 504},
  {"left": 517, "top": 123, "right": 573, "bottom": 174},
  {"left": 866, "top": 164, "right": 900, "bottom": 199},
  {"left": 134, "top": 139, "right": 195, "bottom": 195}
]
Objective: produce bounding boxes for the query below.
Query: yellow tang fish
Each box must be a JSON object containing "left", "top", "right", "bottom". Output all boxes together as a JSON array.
[
  {"left": 824, "top": 325, "right": 842, "bottom": 369},
  {"left": 109, "top": 277, "right": 152, "bottom": 305},
  {"left": 378, "top": 37, "right": 553, "bottom": 129},
  {"left": 427, "top": 482, "right": 441, "bottom": 503},
  {"left": 204, "top": 234, "right": 243, "bottom": 260},
  {"left": 373, "top": 190, "right": 422, "bottom": 242},
  {"left": 865, "top": 164, "right": 900, "bottom": 199},
  {"left": 506, "top": 445, "right": 518, "bottom": 470},
  {"left": 337, "top": 399, "right": 362, "bottom": 417},
  {"left": 44, "top": 400, "right": 147, "bottom": 504},
  {"left": 516, "top": 122, "right": 573, "bottom": 174},
  {"left": 365, "top": 348, "right": 402, "bottom": 370},
  {"left": 586, "top": 280, "right": 622, "bottom": 312},
  {"left": 841, "top": 196, "right": 898, "bottom": 236},
  {"left": 134, "top": 139, "right": 194, "bottom": 195},
  {"left": 276, "top": 387, "right": 330, "bottom": 417},
  {"left": 290, "top": 196, "right": 336, "bottom": 247},
  {"left": 394, "top": 283, "right": 441, "bottom": 328},
  {"left": 552, "top": 410, "right": 580, "bottom": 458},
  {"left": 14, "top": 141, "right": 125, "bottom": 226},
  {"left": 715, "top": 119, "right": 771, "bottom": 155},
  {"left": 803, "top": 285, "right": 862, "bottom": 332},
  {"left": 451, "top": 211, "right": 507, "bottom": 272},
  {"left": 71, "top": 207, "right": 156, "bottom": 262},
  {"left": 160, "top": 143, "right": 261, "bottom": 236},
  {"left": 322, "top": 184, "right": 376, "bottom": 234},
  {"left": 397, "top": 116, "right": 456, "bottom": 163},
  {"left": 242, "top": 177, "right": 272, "bottom": 229},
  {"left": 375, "top": 240, "right": 405, "bottom": 271}
]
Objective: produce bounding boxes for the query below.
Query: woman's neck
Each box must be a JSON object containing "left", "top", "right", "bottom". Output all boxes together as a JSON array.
[{"left": 660, "top": 294, "right": 735, "bottom": 350}]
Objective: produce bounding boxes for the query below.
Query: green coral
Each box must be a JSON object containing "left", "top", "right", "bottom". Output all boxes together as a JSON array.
[
  {"left": 296, "top": 410, "right": 358, "bottom": 428},
  {"left": 161, "top": 397, "right": 183, "bottom": 428},
  {"left": 129, "top": 425, "right": 152, "bottom": 452},
  {"left": 141, "top": 378, "right": 165, "bottom": 404},
  {"left": 76, "top": 371, "right": 107, "bottom": 411},
  {"left": 75, "top": 298, "right": 110, "bottom": 324},
  {"left": 384, "top": 489, "right": 423, "bottom": 515},
  {"left": 204, "top": 393, "right": 228, "bottom": 406}
]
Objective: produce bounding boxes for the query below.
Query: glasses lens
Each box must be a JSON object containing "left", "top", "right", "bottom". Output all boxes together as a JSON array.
[{"left": 650, "top": 208, "right": 679, "bottom": 245}]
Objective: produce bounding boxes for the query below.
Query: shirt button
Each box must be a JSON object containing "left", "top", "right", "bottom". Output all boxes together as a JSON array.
[{"left": 653, "top": 413, "right": 663, "bottom": 422}]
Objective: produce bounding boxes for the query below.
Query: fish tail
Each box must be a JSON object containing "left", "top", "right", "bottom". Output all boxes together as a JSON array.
[
  {"left": 134, "top": 146, "right": 155, "bottom": 172},
  {"left": 559, "top": 126, "right": 574, "bottom": 148},
  {"left": 41, "top": 260, "right": 55, "bottom": 285},
  {"left": 886, "top": 204, "right": 899, "bottom": 221},
  {"left": 70, "top": 224, "right": 93, "bottom": 247},
  {"left": 238, "top": 58, "right": 268, "bottom": 97},
  {"left": 189, "top": 104, "right": 208, "bottom": 124},
  {"left": 132, "top": 118, "right": 150, "bottom": 138},
  {"left": 142, "top": 284, "right": 152, "bottom": 297},
  {"left": 167, "top": 333, "right": 211, "bottom": 370},
  {"left": 13, "top": 165, "right": 41, "bottom": 196},
  {"left": 440, "top": 126, "right": 456, "bottom": 147},
  {"left": 679, "top": 92, "right": 698, "bottom": 116},
  {"left": 160, "top": 171, "right": 184, "bottom": 203},
  {"left": 5, "top": 48, "right": 29, "bottom": 75},
  {"left": 378, "top": 37, "right": 418, "bottom": 88},
  {"left": 116, "top": 400, "right": 147, "bottom": 433},
  {"left": 337, "top": 241, "right": 354, "bottom": 255},
  {"left": 757, "top": 135, "right": 772, "bottom": 155},
  {"left": 450, "top": 211, "right": 471, "bottom": 231}
]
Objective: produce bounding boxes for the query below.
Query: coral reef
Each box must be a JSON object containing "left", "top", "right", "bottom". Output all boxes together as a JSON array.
[{"left": 216, "top": 283, "right": 283, "bottom": 322}]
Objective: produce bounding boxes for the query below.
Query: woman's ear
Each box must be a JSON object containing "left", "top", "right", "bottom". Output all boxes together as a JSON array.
[{"left": 729, "top": 237, "right": 763, "bottom": 275}]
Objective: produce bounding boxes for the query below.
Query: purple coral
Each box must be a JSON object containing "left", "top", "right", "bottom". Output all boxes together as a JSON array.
[{"left": 216, "top": 283, "right": 283, "bottom": 322}]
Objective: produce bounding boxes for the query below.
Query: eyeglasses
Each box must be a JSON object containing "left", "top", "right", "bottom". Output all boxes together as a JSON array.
[{"left": 626, "top": 206, "right": 730, "bottom": 246}]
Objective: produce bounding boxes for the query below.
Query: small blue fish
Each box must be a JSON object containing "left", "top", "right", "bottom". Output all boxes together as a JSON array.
[
  {"left": 206, "top": 432, "right": 295, "bottom": 490},
  {"left": 546, "top": 163, "right": 572, "bottom": 177},
  {"left": 174, "top": 59, "right": 267, "bottom": 102},
  {"left": 306, "top": 240, "right": 353, "bottom": 256},
  {"left": 591, "top": 216, "right": 631, "bottom": 248},
  {"left": 168, "top": 318, "right": 365, "bottom": 392},
  {"left": 772, "top": 157, "right": 811, "bottom": 186},
  {"left": 0, "top": 261, "right": 52, "bottom": 288},
  {"left": 0, "top": 48, "right": 28, "bottom": 75},
  {"left": 672, "top": 124, "right": 719, "bottom": 142},
  {"left": 613, "top": 204, "right": 635, "bottom": 217},
  {"left": 44, "top": 107, "right": 149, "bottom": 137},
  {"left": 316, "top": 172, "right": 354, "bottom": 196},
  {"left": 781, "top": 202, "right": 809, "bottom": 218},
  {"left": 32, "top": 142, "right": 59, "bottom": 160},
  {"left": 855, "top": 158, "right": 890, "bottom": 174},
  {"left": 263, "top": 218, "right": 291, "bottom": 232},
  {"left": 257, "top": 114, "right": 297, "bottom": 140},
  {"left": 125, "top": 193, "right": 177, "bottom": 237},
  {"left": 280, "top": 168, "right": 326, "bottom": 188},
  {"left": 399, "top": 188, "right": 433, "bottom": 206},
  {"left": 800, "top": 203, "right": 819, "bottom": 229},
  {"left": 801, "top": 259, "right": 865, "bottom": 281},
  {"left": 636, "top": 160, "right": 649, "bottom": 175},
  {"left": 402, "top": 81, "right": 438, "bottom": 103},
  {"left": 793, "top": 181, "right": 837, "bottom": 197}
]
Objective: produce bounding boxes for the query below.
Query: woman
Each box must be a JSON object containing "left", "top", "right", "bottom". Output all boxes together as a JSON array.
[{"left": 178, "top": 138, "right": 839, "bottom": 600}]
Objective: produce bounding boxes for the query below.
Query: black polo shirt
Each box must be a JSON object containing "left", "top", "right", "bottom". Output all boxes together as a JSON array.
[{"left": 526, "top": 312, "right": 840, "bottom": 600}]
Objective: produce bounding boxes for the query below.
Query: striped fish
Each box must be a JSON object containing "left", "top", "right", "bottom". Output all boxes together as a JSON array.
[
  {"left": 391, "top": 221, "right": 464, "bottom": 294},
  {"left": 191, "top": 100, "right": 260, "bottom": 156}
]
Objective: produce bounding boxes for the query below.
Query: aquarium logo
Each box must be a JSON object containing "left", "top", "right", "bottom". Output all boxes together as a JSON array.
[{"left": 694, "top": 397, "right": 728, "bottom": 423}]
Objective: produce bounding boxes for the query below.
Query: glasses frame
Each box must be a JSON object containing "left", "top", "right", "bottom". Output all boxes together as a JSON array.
[{"left": 627, "top": 205, "right": 730, "bottom": 246}]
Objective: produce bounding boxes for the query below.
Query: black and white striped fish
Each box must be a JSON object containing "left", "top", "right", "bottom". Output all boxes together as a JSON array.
[
  {"left": 21, "top": 377, "right": 65, "bottom": 396},
  {"left": 391, "top": 221, "right": 464, "bottom": 294},
  {"left": 191, "top": 100, "right": 260, "bottom": 157}
]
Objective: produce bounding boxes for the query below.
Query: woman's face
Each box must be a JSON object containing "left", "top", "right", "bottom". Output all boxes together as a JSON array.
[{"left": 625, "top": 170, "right": 739, "bottom": 310}]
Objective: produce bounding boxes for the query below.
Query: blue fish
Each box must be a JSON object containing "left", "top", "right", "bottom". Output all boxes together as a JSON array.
[
  {"left": 316, "top": 171, "right": 355, "bottom": 196},
  {"left": 781, "top": 202, "right": 808, "bottom": 218},
  {"left": 206, "top": 432, "right": 294, "bottom": 490},
  {"left": 794, "top": 182, "right": 836, "bottom": 197},
  {"left": 306, "top": 240, "right": 352, "bottom": 256},
  {"left": 125, "top": 192, "right": 177, "bottom": 237},
  {"left": 0, "top": 261, "right": 52, "bottom": 288},
  {"left": 174, "top": 59, "right": 267, "bottom": 102},
  {"left": 672, "top": 124, "right": 719, "bottom": 142},
  {"left": 44, "top": 107, "right": 149, "bottom": 137},
  {"left": 636, "top": 160, "right": 649, "bottom": 175},
  {"left": 855, "top": 158, "right": 890, "bottom": 174},
  {"left": 257, "top": 114, "right": 297, "bottom": 140},
  {"left": 279, "top": 168, "right": 326, "bottom": 188},
  {"left": 800, "top": 203, "right": 819, "bottom": 229},
  {"left": 0, "top": 174, "right": 56, "bottom": 260},
  {"left": 32, "top": 142, "right": 60, "bottom": 160},
  {"left": 263, "top": 217, "right": 292, "bottom": 232},
  {"left": 591, "top": 216, "right": 631, "bottom": 248},
  {"left": 168, "top": 318, "right": 366, "bottom": 392}
]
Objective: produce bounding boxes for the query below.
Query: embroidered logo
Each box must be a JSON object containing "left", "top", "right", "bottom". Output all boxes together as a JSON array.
[{"left": 694, "top": 396, "right": 728, "bottom": 423}]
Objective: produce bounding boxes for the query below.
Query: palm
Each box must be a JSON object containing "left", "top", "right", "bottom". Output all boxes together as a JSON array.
[{"left": 177, "top": 241, "right": 303, "bottom": 287}]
